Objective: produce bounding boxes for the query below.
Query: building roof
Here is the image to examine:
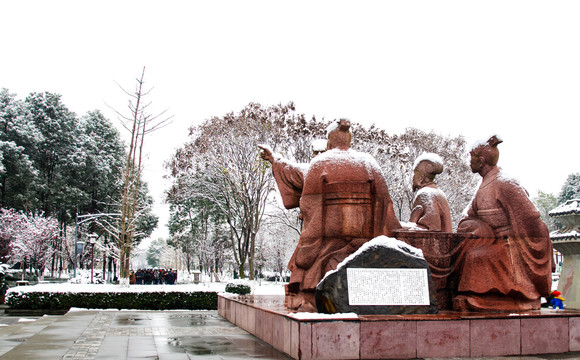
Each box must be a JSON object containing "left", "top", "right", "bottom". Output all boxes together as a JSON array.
[
  {"left": 551, "top": 230, "right": 580, "bottom": 241},
  {"left": 549, "top": 199, "right": 580, "bottom": 217}
]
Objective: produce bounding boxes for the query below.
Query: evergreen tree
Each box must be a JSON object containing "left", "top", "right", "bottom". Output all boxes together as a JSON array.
[
  {"left": 0, "top": 88, "right": 39, "bottom": 210},
  {"left": 146, "top": 238, "right": 165, "bottom": 268},
  {"left": 78, "top": 110, "right": 126, "bottom": 214},
  {"left": 558, "top": 172, "right": 580, "bottom": 204},
  {"left": 532, "top": 190, "right": 558, "bottom": 232},
  {"left": 0, "top": 87, "right": 159, "bottom": 277},
  {"left": 23, "top": 92, "right": 83, "bottom": 222}
]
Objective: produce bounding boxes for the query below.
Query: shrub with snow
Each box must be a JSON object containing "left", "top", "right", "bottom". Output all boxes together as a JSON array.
[
  {"left": 225, "top": 280, "right": 251, "bottom": 295},
  {"left": 68, "top": 269, "right": 105, "bottom": 284}
]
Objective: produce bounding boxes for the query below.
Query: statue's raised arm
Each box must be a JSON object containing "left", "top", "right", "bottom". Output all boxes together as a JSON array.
[{"left": 257, "top": 144, "right": 274, "bottom": 164}]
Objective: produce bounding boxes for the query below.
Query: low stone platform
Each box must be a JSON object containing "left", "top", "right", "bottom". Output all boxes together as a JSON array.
[{"left": 219, "top": 294, "right": 580, "bottom": 359}]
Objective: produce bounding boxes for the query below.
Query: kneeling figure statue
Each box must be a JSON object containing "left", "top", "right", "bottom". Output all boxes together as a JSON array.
[{"left": 453, "top": 135, "right": 553, "bottom": 311}]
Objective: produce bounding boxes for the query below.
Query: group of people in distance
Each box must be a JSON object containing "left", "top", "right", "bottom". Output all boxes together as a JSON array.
[
  {"left": 259, "top": 119, "right": 553, "bottom": 312},
  {"left": 130, "top": 268, "right": 177, "bottom": 285}
]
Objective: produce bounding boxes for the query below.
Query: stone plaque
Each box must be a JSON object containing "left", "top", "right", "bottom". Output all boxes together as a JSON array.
[{"left": 347, "top": 268, "right": 430, "bottom": 305}]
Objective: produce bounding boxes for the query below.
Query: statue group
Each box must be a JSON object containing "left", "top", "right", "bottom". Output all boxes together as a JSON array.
[{"left": 259, "top": 120, "right": 553, "bottom": 313}]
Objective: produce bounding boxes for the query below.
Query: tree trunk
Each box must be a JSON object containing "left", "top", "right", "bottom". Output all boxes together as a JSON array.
[
  {"left": 119, "top": 242, "right": 131, "bottom": 286},
  {"left": 249, "top": 232, "right": 256, "bottom": 280},
  {"left": 238, "top": 263, "right": 245, "bottom": 279}
]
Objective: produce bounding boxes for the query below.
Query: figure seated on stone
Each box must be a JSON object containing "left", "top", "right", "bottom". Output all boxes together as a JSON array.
[
  {"left": 259, "top": 119, "right": 402, "bottom": 311},
  {"left": 409, "top": 153, "right": 453, "bottom": 232},
  {"left": 453, "top": 135, "right": 553, "bottom": 311}
]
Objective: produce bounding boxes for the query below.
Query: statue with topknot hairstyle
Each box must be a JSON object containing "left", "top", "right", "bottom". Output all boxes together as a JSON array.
[
  {"left": 452, "top": 135, "right": 554, "bottom": 312},
  {"left": 470, "top": 135, "right": 502, "bottom": 169},
  {"left": 259, "top": 118, "right": 401, "bottom": 311}
]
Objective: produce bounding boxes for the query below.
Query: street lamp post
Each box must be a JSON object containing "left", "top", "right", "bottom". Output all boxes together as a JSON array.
[
  {"left": 87, "top": 233, "right": 98, "bottom": 284},
  {"left": 74, "top": 213, "right": 121, "bottom": 279}
]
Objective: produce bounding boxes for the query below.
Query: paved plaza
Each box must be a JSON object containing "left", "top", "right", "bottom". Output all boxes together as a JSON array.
[
  {"left": 1, "top": 307, "right": 580, "bottom": 359},
  {"left": 0, "top": 308, "right": 291, "bottom": 359}
]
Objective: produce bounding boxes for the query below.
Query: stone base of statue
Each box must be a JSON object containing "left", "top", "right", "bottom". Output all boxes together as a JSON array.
[
  {"left": 219, "top": 293, "right": 580, "bottom": 359},
  {"left": 315, "top": 236, "right": 438, "bottom": 315},
  {"left": 284, "top": 286, "right": 317, "bottom": 312}
]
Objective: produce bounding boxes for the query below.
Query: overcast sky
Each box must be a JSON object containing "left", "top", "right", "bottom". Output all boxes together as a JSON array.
[{"left": 2, "top": 1, "right": 579, "bottom": 241}]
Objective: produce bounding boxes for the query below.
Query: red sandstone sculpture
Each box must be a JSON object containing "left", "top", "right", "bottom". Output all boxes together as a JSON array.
[
  {"left": 259, "top": 119, "right": 402, "bottom": 311},
  {"left": 453, "top": 135, "right": 553, "bottom": 311},
  {"left": 409, "top": 153, "right": 453, "bottom": 232}
]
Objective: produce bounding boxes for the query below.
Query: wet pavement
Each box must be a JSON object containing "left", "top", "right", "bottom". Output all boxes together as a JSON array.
[
  {"left": 1, "top": 307, "right": 580, "bottom": 359},
  {"left": 0, "top": 309, "right": 291, "bottom": 359}
]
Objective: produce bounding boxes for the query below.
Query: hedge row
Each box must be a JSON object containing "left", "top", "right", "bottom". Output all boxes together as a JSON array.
[{"left": 6, "top": 291, "right": 218, "bottom": 310}]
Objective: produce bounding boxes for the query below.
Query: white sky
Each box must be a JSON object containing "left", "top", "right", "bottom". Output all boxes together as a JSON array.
[{"left": 1, "top": 1, "right": 579, "bottom": 242}]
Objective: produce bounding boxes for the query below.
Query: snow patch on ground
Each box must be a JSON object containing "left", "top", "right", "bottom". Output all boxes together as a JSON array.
[
  {"left": 17, "top": 318, "right": 37, "bottom": 322},
  {"left": 288, "top": 312, "right": 358, "bottom": 320}
]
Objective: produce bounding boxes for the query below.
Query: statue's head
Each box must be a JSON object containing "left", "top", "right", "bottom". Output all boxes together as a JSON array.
[
  {"left": 311, "top": 139, "right": 327, "bottom": 157},
  {"left": 413, "top": 153, "right": 444, "bottom": 191},
  {"left": 326, "top": 119, "right": 352, "bottom": 150},
  {"left": 470, "top": 135, "right": 502, "bottom": 174}
]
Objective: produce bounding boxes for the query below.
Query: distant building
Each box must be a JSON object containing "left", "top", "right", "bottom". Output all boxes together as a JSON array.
[{"left": 550, "top": 199, "right": 580, "bottom": 308}]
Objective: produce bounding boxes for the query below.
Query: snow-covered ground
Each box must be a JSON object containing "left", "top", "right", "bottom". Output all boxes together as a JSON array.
[{"left": 6, "top": 280, "right": 286, "bottom": 296}]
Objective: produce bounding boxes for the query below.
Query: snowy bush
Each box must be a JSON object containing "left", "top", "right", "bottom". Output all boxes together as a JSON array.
[
  {"left": 0, "top": 264, "right": 9, "bottom": 302},
  {"left": 68, "top": 269, "right": 105, "bottom": 284},
  {"left": 0, "top": 263, "right": 9, "bottom": 276},
  {"left": 225, "top": 280, "right": 251, "bottom": 295}
]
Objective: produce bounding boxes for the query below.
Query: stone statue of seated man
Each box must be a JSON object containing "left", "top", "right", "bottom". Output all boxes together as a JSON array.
[
  {"left": 453, "top": 135, "right": 554, "bottom": 311},
  {"left": 409, "top": 153, "right": 453, "bottom": 232},
  {"left": 259, "top": 119, "right": 402, "bottom": 311}
]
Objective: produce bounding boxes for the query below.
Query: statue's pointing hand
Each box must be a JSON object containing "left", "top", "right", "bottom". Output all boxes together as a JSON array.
[{"left": 258, "top": 144, "right": 274, "bottom": 164}]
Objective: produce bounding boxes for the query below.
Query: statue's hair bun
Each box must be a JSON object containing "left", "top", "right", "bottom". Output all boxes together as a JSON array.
[
  {"left": 338, "top": 119, "right": 351, "bottom": 131},
  {"left": 487, "top": 135, "right": 503, "bottom": 147}
]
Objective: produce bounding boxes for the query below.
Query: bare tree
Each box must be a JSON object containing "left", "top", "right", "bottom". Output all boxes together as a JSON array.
[
  {"left": 166, "top": 102, "right": 304, "bottom": 279},
  {"left": 353, "top": 126, "right": 477, "bottom": 228},
  {"left": 166, "top": 105, "right": 477, "bottom": 284},
  {"left": 111, "top": 67, "right": 171, "bottom": 286},
  {"left": 256, "top": 209, "right": 299, "bottom": 281}
]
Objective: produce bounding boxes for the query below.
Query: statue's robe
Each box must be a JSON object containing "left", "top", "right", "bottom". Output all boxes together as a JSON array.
[
  {"left": 271, "top": 149, "right": 401, "bottom": 310},
  {"left": 409, "top": 184, "right": 453, "bottom": 232},
  {"left": 454, "top": 167, "right": 553, "bottom": 311}
]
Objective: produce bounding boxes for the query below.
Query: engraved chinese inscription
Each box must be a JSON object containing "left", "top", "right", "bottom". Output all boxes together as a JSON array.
[{"left": 347, "top": 268, "right": 430, "bottom": 306}]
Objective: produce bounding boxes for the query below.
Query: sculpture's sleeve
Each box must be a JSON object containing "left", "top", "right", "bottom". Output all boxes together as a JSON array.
[
  {"left": 271, "top": 158, "right": 306, "bottom": 209},
  {"left": 495, "top": 178, "right": 554, "bottom": 295},
  {"left": 496, "top": 179, "right": 546, "bottom": 238},
  {"left": 411, "top": 191, "right": 441, "bottom": 231},
  {"left": 409, "top": 204, "right": 425, "bottom": 225},
  {"left": 457, "top": 195, "right": 496, "bottom": 237}
]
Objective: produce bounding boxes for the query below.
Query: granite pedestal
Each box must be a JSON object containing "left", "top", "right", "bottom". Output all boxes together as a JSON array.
[{"left": 219, "top": 293, "right": 580, "bottom": 359}]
